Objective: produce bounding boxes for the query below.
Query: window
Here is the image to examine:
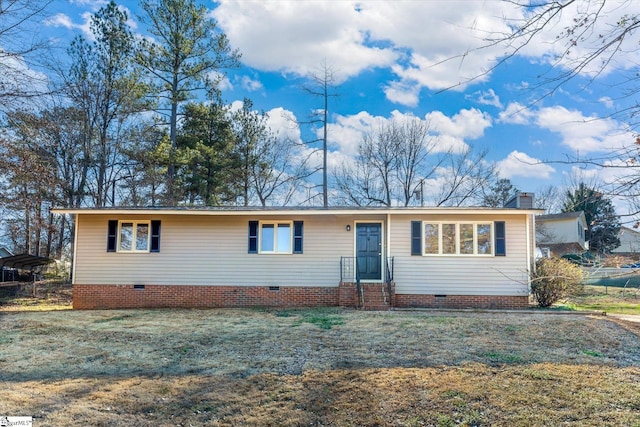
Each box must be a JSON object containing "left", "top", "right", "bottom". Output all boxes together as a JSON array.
[
  {"left": 423, "top": 223, "right": 439, "bottom": 254},
  {"left": 119, "top": 221, "right": 149, "bottom": 252},
  {"left": 248, "top": 220, "right": 303, "bottom": 254},
  {"left": 477, "top": 224, "right": 492, "bottom": 254},
  {"left": 415, "top": 222, "right": 495, "bottom": 256},
  {"left": 107, "top": 220, "right": 161, "bottom": 253}
]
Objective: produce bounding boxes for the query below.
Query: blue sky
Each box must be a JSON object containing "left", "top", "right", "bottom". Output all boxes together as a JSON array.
[{"left": 36, "top": 0, "right": 640, "bottom": 216}]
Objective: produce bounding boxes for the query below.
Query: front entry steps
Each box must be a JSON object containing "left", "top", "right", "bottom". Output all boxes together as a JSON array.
[
  {"left": 338, "top": 281, "right": 395, "bottom": 310},
  {"left": 360, "top": 282, "right": 392, "bottom": 310}
]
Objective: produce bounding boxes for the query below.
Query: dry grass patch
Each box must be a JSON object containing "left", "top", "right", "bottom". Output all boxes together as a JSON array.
[
  {"left": 562, "top": 285, "right": 640, "bottom": 315},
  {"left": 1, "top": 308, "right": 640, "bottom": 426},
  {"left": 0, "top": 281, "right": 72, "bottom": 312},
  {"left": 2, "top": 366, "right": 640, "bottom": 426}
]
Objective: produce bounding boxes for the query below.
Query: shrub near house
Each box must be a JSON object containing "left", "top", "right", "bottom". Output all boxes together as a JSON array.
[{"left": 531, "top": 257, "right": 584, "bottom": 307}]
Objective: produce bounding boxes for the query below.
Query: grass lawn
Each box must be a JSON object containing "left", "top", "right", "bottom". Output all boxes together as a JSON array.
[
  {"left": 560, "top": 285, "right": 640, "bottom": 315},
  {"left": 1, "top": 288, "right": 640, "bottom": 426}
]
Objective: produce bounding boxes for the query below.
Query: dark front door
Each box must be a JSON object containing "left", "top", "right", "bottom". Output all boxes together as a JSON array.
[{"left": 356, "top": 223, "right": 382, "bottom": 280}]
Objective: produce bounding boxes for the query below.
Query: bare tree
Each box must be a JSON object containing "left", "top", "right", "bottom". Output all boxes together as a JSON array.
[
  {"left": 335, "top": 118, "right": 447, "bottom": 206},
  {"left": 0, "top": 112, "right": 59, "bottom": 256},
  {"left": 431, "top": 147, "right": 496, "bottom": 207},
  {"left": 535, "top": 184, "right": 562, "bottom": 214},
  {"left": 456, "top": 1, "right": 640, "bottom": 215},
  {"left": 0, "top": 0, "right": 53, "bottom": 110},
  {"left": 62, "top": 2, "right": 147, "bottom": 207},
  {"left": 396, "top": 119, "right": 442, "bottom": 206},
  {"left": 229, "top": 100, "right": 313, "bottom": 206},
  {"left": 251, "top": 135, "right": 313, "bottom": 206}
]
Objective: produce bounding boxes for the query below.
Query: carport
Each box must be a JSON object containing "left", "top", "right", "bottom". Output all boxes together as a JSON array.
[
  {"left": 0, "top": 253, "right": 53, "bottom": 271},
  {"left": 1, "top": 254, "right": 54, "bottom": 292}
]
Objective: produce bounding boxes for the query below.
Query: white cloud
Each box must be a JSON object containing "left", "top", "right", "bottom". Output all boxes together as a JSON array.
[
  {"left": 497, "top": 151, "right": 555, "bottom": 179},
  {"left": 516, "top": 1, "right": 640, "bottom": 78},
  {"left": 44, "top": 4, "right": 135, "bottom": 38},
  {"left": 0, "top": 54, "right": 50, "bottom": 109},
  {"left": 212, "top": 0, "right": 524, "bottom": 98},
  {"left": 425, "top": 108, "right": 492, "bottom": 152},
  {"left": 238, "top": 75, "right": 263, "bottom": 92},
  {"left": 43, "top": 13, "right": 77, "bottom": 30},
  {"left": 536, "top": 106, "right": 631, "bottom": 153},
  {"left": 467, "top": 89, "right": 502, "bottom": 108},
  {"left": 326, "top": 111, "right": 383, "bottom": 156},
  {"left": 43, "top": 12, "right": 93, "bottom": 39},
  {"left": 599, "top": 96, "right": 614, "bottom": 109},
  {"left": 212, "top": 1, "right": 398, "bottom": 83},
  {"left": 265, "top": 107, "right": 300, "bottom": 143},
  {"left": 70, "top": 0, "right": 108, "bottom": 8},
  {"left": 321, "top": 108, "right": 491, "bottom": 159},
  {"left": 498, "top": 102, "right": 535, "bottom": 125},
  {"left": 229, "top": 99, "right": 244, "bottom": 112},
  {"left": 361, "top": 1, "right": 523, "bottom": 93},
  {"left": 206, "top": 71, "right": 233, "bottom": 91},
  {"left": 383, "top": 80, "right": 420, "bottom": 107},
  {"left": 218, "top": 76, "right": 233, "bottom": 91}
]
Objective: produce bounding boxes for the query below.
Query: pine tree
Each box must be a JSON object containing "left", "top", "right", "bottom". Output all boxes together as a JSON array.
[{"left": 562, "top": 183, "right": 621, "bottom": 254}]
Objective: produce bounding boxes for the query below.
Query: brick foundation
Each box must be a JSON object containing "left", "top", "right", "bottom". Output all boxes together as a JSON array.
[
  {"left": 73, "top": 284, "right": 530, "bottom": 310},
  {"left": 394, "top": 294, "right": 530, "bottom": 309},
  {"left": 73, "top": 284, "right": 340, "bottom": 310}
]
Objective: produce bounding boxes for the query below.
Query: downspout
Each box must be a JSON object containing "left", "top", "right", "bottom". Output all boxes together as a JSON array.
[
  {"left": 526, "top": 213, "right": 533, "bottom": 292},
  {"left": 386, "top": 213, "right": 391, "bottom": 265},
  {"left": 386, "top": 212, "right": 393, "bottom": 306},
  {"left": 71, "top": 214, "right": 79, "bottom": 286}
]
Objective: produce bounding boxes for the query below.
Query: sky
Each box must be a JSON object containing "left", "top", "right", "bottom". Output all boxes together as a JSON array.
[{"left": 26, "top": 0, "right": 640, "bottom": 219}]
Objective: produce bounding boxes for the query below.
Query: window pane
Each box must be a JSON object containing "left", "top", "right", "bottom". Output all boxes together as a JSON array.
[
  {"left": 261, "top": 224, "right": 274, "bottom": 252},
  {"left": 119, "top": 223, "right": 133, "bottom": 251},
  {"left": 136, "top": 223, "right": 149, "bottom": 251},
  {"left": 424, "top": 223, "right": 439, "bottom": 254},
  {"left": 442, "top": 224, "right": 456, "bottom": 254},
  {"left": 460, "top": 224, "right": 474, "bottom": 254},
  {"left": 477, "top": 224, "right": 492, "bottom": 254},
  {"left": 277, "top": 223, "right": 291, "bottom": 253}
]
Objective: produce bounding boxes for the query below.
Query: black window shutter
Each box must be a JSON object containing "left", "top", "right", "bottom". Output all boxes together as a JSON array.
[
  {"left": 150, "top": 220, "right": 161, "bottom": 252},
  {"left": 248, "top": 221, "right": 258, "bottom": 254},
  {"left": 495, "top": 221, "right": 506, "bottom": 256},
  {"left": 411, "top": 221, "right": 422, "bottom": 255},
  {"left": 107, "top": 220, "right": 118, "bottom": 252},
  {"left": 293, "top": 221, "right": 303, "bottom": 254}
]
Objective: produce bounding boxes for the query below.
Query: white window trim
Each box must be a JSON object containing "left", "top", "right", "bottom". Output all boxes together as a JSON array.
[
  {"left": 258, "top": 221, "right": 293, "bottom": 254},
  {"left": 422, "top": 221, "right": 494, "bottom": 256},
  {"left": 117, "top": 220, "right": 151, "bottom": 253}
]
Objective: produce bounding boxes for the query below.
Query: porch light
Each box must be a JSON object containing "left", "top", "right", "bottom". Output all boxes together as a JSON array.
[{"left": 346, "top": 224, "right": 351, "bottom": 232}]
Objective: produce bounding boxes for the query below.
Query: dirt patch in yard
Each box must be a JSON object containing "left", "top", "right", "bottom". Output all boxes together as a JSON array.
[{"left": 1, "top": 308, "right": 639, "bottom": 426}]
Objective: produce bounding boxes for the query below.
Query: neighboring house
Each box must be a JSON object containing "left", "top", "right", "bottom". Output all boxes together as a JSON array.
[
  {"left": 535, "top": 211, "right": 589, "bottom": 257},
  {"left": 612, "top": 226, "right": 640, "bottom": 255},
  {"left": 0, "top": 247, "right": 13, "bottom": 258},
  {"left": 53, "top": 205, "right": 541, "bottom": 310},
  {"left": 0, "top": 247, "right": 14, "bottom": 282}
]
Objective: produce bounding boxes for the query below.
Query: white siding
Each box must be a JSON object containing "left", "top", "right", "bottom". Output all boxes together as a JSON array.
[
  {"left": 74, "top": 214, "right": 374, "bottom": 287},
  {"left": 388, "top": 214, "right": 530, "bottom": 296},
  {"left": 73, "top": 211, "right": 533, "bottom": 296},
  {"left": 537, "top": 218, "right": 586, "bottom": 247},
  {"left": 613, "top": 227, "right": 640, "bottom": 254}
]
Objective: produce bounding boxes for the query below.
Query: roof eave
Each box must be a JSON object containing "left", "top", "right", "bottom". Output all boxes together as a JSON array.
[{"left": 52, "top": 207, "right": 545, "bottom": 216}]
